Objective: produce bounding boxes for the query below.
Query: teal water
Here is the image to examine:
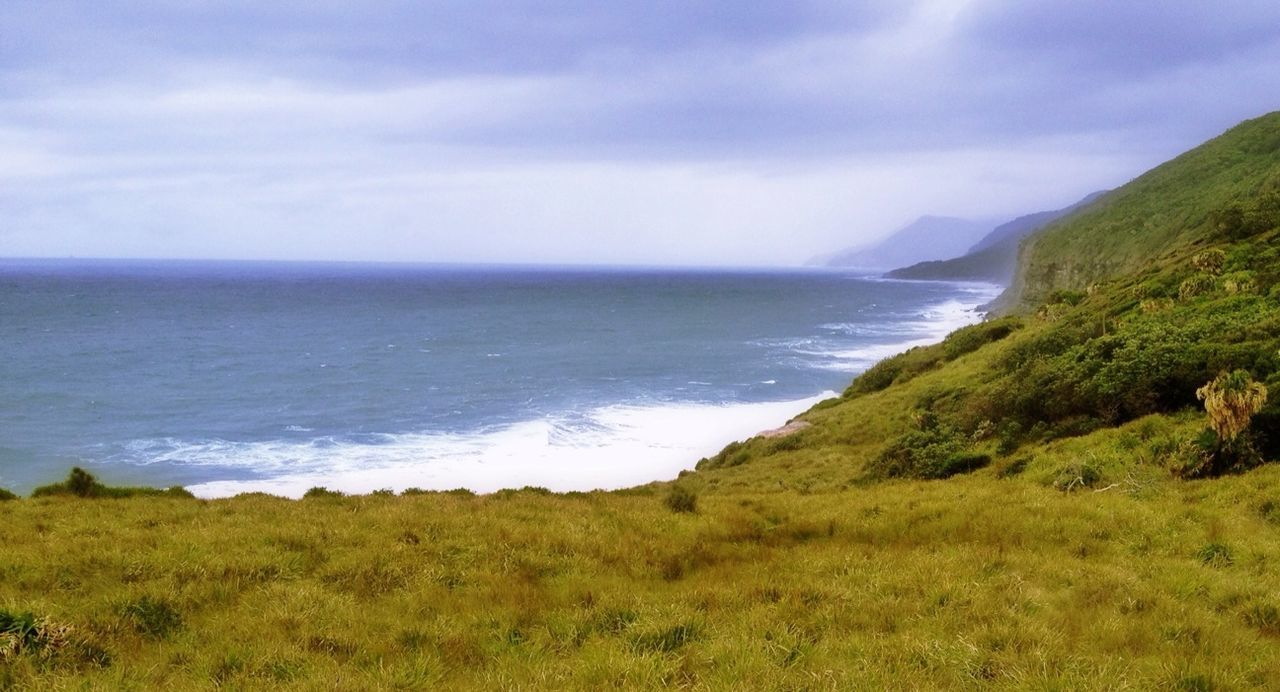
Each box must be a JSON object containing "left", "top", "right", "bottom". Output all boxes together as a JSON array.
[{"left": 0, "top": 259, "right": 998, "bottom": 496}]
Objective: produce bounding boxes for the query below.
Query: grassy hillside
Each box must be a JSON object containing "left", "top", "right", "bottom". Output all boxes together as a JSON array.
[
  {"left": 4, "top": 112, "right": 1280, "bottom": 689},
  {"left": 1000, "top": 111, "right": 1280, "bottom": 312}
]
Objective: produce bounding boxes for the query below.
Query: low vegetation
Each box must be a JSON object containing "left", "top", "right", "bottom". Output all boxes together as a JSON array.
[{"left": 7, "top": 469, "right": 1280, "bottom": 689}]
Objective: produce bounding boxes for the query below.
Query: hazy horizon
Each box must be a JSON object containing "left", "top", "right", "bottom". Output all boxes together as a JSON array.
[{"left": 3, "top": 1, "right": 1279, "bottom": 266}]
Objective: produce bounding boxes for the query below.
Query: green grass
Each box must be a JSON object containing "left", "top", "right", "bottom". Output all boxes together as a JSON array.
[{"left": 6, "top": 469, "right": 1280, "bottom": 689}]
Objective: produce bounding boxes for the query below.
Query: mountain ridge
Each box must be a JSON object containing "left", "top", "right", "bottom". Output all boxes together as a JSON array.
[
  {"left": 884, "top": 191, "right": 1108, "bottom": 285},
  {"left": 813, "top": 215, "right": 991, "bottom": 270}
]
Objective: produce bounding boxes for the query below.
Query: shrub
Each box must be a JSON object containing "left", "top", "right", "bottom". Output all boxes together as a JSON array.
[
  {"left": 1223, "top": 271, "right": 1257, "bottom": 294},
  {"left": 1191, "top": 249, "right": 1226, "bottom": 275},
  {"left": 665, "top": 485, "right": 698, "bottom": 514},
  {"left": 869, "top": 416, "right": 978, "bottom": 479},
  {"left": 848, "top": 359, "right": 899, "bottom": 394},
  {"left": 934, "top": 453, "right": 991, "bottom": 478},
  {"left": 0, "top": 488, "right": 17, "bottom": 502},
  {"left": 940, "top": 318, "right": 1020, "bottom": 361},
  {"left": 303, "top": 487, "right": 344, "bottom": 499},
  {"left": 1167, "top": 430, "right": 1218, "bottom": 478},
  {"left": 995, "top": 457, "right": 1030, "bottom": 478},
  {"left": 1052, "top": 461, "right": 1101, "bottom": 491},
  {"left": 1197, "top": 370, "right": 1268, "bottom": 441},
  {"left": 697, "top": 440, "right": 751, "bottom": 470},
  {"left": 1213, "top": 205, "right": 1248, "bottom": 239},
  {"left": 30, "top": 468, "right": 189, "bottom": 499},
  {"left": 844, "top": 345, "right": 947, "bottom": 397},
  {"left": 120, "top": 597, "right": 183, "bottom": 639},
  {"left": 1178, "top": 274, "right": 1216, "bottom": 301},
  {"left": 1, "top": 610, "right": 43, "bottom": 658},
  {"left": 1195, "top": 542, "right": 1233, "bottom": 567},
  {"left": 29, "top": 467, "right": 102, "bottom": 498}
]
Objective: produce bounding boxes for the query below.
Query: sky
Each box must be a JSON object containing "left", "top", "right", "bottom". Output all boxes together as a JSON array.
[{"left": 2, "top": 1, "right": 1279, "bottom": 266}]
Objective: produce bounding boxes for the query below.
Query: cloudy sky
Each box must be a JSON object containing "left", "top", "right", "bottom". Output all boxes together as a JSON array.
[{"left": 3, "top": 1, "right": 1279, "bottom": 266}]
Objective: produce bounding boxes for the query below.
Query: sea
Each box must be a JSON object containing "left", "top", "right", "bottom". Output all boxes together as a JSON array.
[{"left": 0, "top": 259, "right": 1001, "bottom": 497}]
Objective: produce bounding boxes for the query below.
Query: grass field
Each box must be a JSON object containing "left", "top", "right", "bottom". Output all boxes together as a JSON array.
[{"left": 5, "top": 459, "right": 1280, "bottom": 690}]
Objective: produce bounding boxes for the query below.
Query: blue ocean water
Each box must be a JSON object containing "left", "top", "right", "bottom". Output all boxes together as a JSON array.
[{"left": 0, "top": 259, "right": 999, "bottom": 496}]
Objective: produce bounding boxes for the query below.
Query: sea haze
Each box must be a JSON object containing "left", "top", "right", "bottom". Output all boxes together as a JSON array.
[{"left": 0, "top": 259, "right": 999, "bottom": 497}]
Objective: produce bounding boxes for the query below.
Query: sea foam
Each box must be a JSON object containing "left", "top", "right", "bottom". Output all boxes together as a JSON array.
[{"left": 179, "top": 393, "right": 836, "bottom": 498}]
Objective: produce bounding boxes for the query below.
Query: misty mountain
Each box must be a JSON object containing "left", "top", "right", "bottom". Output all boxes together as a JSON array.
[
  {"left": 884, "top": 191, "right": 1108, "bottom": 284},
  {"left": 813, "top": 216, "right": 992, "bottom": 270}
]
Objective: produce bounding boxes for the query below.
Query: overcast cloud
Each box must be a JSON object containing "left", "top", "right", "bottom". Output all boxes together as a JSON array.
[{"left": 2, "top": 0, "right": 1279, "bottom": 265}]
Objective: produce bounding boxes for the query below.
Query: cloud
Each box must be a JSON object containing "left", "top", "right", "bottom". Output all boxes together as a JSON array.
[{"left": 1, "top": 1, "right": 1277, "bottom": 264}]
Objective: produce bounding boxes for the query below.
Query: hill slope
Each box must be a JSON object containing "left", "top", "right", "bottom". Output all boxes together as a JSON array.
[
  {"left": 995, "top": 111, "right": 1280, "bottom": 312},
  {"left": 815, "top": 215, "right": 990, "bottom": 269}
]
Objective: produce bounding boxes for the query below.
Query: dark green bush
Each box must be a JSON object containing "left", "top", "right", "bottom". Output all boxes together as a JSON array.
[
  {"left": 697, "top": 440, "right": 752, "bottom": 470},
  {"left": 844, "top": 345, "right": 947, "bottom": 397},
  {"left": 1052, "top": 462, "right": 1102, "bottom": 491},
  {"left": 940, "top": 317, "right": 1021, "bottom": 361},
  {"left": 1195, "top": 542, "right": 1234, "bottom": 567},
  {"left": 664, "top": 485, "right": 698, "bottom": 514},
  {"left": 302, "top": 486, "right": 344, "bottom": 499},
  {"left": 0, "top": 610, "right": 41, "bottom": 651},
  {"left": 869, "top": 415, "right": 978, "bottom": 479},
  {"left": 120, "top": 597, "right": 183, "bottom": 639},
  {"left": 934, "top": 453, "right": 991, "bottom": 478},
  {"left": 1171, "top": 429, "right": 1264, "bottom": 478},
  {"left": 0, "top": 487, "right": 17, "bottom": 502},
  {"left": 995, "top": 457, "right": 1031, "bottom": 478},
  {"left": 995, "top": 422, "right": 1022, "bottom": 455},
  {"left": 31, "top": 468, "right": 191, "bottom": 499},
  {"left": 844, "top": 357, "right": 903, "bottom": 396}
]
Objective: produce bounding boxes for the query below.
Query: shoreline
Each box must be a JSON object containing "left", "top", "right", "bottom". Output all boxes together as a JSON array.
[
  {"left": 184, "top": 284, "right": 1001, "bottom": 499},
  {"left": 4, "top": 281, "right": 1002, "bottom": 500}
]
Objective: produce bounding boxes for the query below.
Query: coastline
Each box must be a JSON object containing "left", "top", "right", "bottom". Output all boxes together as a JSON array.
[
  {"left": 3, "top": 275, "right": 1001, "bottom": 499},
  {"left": 182, "top": 281, "right": 1001, "bottom": 499}
]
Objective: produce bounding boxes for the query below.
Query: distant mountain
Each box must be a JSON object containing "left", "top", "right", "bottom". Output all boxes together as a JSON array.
[
  {"left": 884, "top": 192, "right": 1107, "bottom": 284},
  {"left": 813, "top": 216, "right": 991, "bottom": 270}
]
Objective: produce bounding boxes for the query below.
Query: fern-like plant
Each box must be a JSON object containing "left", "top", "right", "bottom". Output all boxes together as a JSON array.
[{"left": 1196, "top": 370, "right": 1268, "bottom": 441}]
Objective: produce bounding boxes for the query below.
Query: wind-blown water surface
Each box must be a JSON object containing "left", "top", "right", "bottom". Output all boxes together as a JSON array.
[{"left": 0, "top": 259, "right": 998, "bottom": 496}]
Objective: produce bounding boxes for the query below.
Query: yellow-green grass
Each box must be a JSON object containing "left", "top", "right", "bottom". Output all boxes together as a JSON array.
[{"left": 4, "top": 461, "right": 1280, "bottom": 689}]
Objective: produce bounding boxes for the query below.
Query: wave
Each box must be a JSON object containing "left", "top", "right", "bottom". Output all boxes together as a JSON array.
[
  {"left": 798, "top": 286, "right": 1002, "bottom": 373},
  {"left": 113, "top": 393, "right": 836, "bottom": 499}
]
